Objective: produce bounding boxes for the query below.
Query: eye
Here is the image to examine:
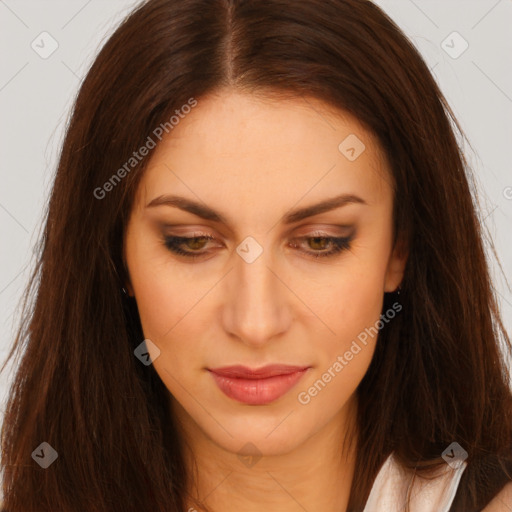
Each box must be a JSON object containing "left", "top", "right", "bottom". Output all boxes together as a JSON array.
[
  {"left": 163, "top": 235, "right": 217, "bottom": 260},
  {"left": 288, "top": 235, "right": 353, "bottom": 259},
  {"left": 162, "top": 232, "right": 354, "bottom": 260}
]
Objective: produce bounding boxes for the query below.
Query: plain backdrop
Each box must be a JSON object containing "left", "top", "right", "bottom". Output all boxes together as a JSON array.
[{"left": 0, "top": 0, "right": 511, "bottom": 427}]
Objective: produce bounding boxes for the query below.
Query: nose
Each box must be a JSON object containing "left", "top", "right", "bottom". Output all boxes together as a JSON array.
[{"left": 222, "top": 243, "right": 291, "bottom": 348}]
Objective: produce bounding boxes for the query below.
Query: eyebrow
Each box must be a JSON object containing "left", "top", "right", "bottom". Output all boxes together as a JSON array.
[{"left": 145, "top": 193, "right": 367, "bottom": 225}]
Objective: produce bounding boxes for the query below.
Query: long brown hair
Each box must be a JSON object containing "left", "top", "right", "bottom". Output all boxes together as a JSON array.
[{"left": 2, "top": 0, "right": 511, "bottom": 510}]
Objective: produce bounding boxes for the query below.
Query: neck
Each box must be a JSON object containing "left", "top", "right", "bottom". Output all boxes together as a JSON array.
[{"left": 175, "top": 396, "right": 359, "bottom": 512}]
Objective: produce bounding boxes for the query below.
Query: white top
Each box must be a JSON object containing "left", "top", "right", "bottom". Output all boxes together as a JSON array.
[{"left": 363, "top": 452, "right": 467, "bottom": 512}]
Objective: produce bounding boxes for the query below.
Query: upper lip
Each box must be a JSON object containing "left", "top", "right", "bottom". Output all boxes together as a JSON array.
[{"left": 208, "top": 364, "right": 310, "bottom": 379}]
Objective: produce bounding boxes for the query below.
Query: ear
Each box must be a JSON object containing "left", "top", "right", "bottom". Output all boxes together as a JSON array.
[{"left": 384, "top": 237, "right": 408, "bottom": 293}]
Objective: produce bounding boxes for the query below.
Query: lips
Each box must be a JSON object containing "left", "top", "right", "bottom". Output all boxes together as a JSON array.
[{"left": 208, "top": 364, "right": 310, "bottom": 405}]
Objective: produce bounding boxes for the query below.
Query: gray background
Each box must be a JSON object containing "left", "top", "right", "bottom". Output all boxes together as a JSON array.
[{"left": 0, "top": 0, "right": 511, "bottom": 428}]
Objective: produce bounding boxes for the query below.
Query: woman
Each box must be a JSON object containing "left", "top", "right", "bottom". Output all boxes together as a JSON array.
[{"left": 1, "top": 0, "right": 511, "bottom": 510}]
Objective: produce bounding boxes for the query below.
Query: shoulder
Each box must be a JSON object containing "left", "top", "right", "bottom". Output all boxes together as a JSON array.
[
  {"left": 482, "top": 482, "right": 512, "bottom": 511},
  {"left": 364, "top": 452, "right": 467, "bottom": 511}
]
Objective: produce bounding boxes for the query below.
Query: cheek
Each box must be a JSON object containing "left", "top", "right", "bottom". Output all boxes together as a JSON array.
[
  {"left": 297, "top": 289, "right": 381, "bottom": 413},
  {"left": 126, "top": 231, "right": 199, "bottom": 341},
  {"left": 299, "top": 223, "right": 391, "bottom": 331},
  {"left": 128, "top": 263, "right": 172, "bottom": 341},
  {"left": 306, "top": 261, "right": 386, "bottom": 350},
  {"left": 296, "top": 342, "right": 375, "bottom": 425},
  {"left": 126, "top": 249, "right": 212, "bottom": 385},
  {"left": 318, "top": 291, "right": 382, "bottom": 387},
  {"left": 135, "top": 276, "right": 182, "bottom": 341},
  {"left": 133, "top": 269, "right": 205, "bottom": 397},
  {"left": 303, "top": 257, "right": 388, "bottom": 401}
]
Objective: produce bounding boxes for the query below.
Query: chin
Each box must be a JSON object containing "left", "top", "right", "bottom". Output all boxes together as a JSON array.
[{"left": 203, "top": 410, "right": 315, "bottom": 457}]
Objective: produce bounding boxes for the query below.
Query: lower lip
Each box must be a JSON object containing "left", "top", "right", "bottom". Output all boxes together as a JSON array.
[{"left": 209, "top": 369, "right": 309, "bottom": 405}]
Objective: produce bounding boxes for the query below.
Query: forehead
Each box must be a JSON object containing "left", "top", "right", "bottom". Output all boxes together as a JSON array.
[{"left": 134, "top": 90, "right": 392, "bottom": 214}]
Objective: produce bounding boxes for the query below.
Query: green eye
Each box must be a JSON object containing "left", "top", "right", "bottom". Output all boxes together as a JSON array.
[
  {"left": 289, "top": 236, "right": 353, "bottom": 258},
  {"left": 162, "top": 234, "right": 353, "bottom": 260},
  {"left": 163, "top": 235, "right": 214, "bottom": 259}
]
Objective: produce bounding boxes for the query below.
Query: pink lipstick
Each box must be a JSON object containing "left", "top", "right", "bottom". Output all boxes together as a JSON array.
[{"left": 208, "top": 364, "right": 310, "bottom": 405}]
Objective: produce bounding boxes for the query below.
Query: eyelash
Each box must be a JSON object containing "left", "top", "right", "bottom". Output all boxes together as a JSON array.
[{"left": 162, "top": 233, "right": 353, "bottom": 260}]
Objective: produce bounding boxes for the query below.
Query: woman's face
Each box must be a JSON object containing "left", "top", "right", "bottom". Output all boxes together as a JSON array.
[{"left": 123, "top": 89, "right": 406, "bottom": 457}]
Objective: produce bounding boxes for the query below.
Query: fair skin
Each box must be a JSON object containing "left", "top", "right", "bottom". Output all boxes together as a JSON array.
[
  {"left": 483, "top": 483, "right": 512, "bottom": 511},
  {"left": 123, "top": 89, "right": 406, "bottom": 511}
]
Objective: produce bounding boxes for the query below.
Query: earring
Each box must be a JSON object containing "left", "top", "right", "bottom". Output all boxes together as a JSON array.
[
  {"left": 122, "top": 287, "right": 128, "bottom": 296},
  {"left": 396, "top": 285, "right": 402, "bottom": 295}
]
